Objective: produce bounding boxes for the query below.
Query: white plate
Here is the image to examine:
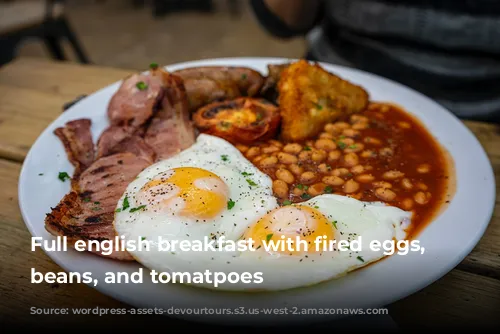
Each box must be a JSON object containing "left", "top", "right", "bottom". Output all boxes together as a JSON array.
[{"left": 19, "top": 57, "right": 496, "bottom": 325}]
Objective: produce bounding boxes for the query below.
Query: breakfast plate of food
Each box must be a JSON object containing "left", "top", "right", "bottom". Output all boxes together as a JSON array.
[{"left": 19, "top": 57, "right": 495, "bottom": 324}]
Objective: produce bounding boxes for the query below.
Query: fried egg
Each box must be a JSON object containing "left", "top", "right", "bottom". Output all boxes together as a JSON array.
[
  {"left": 114, "top": 133, "right": 278, "bottom": 260},
  {"left": 237, "top": 194, "right": 411, "bottom": 290},
  {"left": 114, "top": 134, "right": 411, "bottom": 292}
]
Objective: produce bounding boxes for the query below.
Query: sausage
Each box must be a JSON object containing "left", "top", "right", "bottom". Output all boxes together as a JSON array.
[
  {"left": 174, "top": 66, "right": 265, "bottom": 112},
  {"left": 260, "top": 63, "right": 289, "bottom": 103}
]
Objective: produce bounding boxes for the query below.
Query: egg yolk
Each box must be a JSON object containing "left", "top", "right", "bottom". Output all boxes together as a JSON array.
[
  {"left": 137, "top": 167, "right": 229, "bottom": 219},
  {"left": 245, "top": 205, "right": 335, "bottom": 254}
]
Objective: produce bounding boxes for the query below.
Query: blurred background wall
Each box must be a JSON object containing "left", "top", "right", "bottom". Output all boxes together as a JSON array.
[{"left": 1, "top": 0, "right": 306, "bottom": 70}]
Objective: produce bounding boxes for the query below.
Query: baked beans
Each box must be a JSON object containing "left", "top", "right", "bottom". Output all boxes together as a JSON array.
[
  {"left": 352, "top": 122, "right": 369, "bottom": 130},
  {"left": 308, "top": 183, "right": 327, "bottom": 196},
  {"left": 361, "top": 150, "right": 376, "bottom": 158},
  {"left": 373, "top": 181, "right": 392, "bottom": 189},
  {"left": 383, "top": 170, "right": 405, "bottom": 180},
  {"left": 343, "top": 153, "right": 359, "bottom": 167},
  {"left": 344, "top": 143, "right": 364, "bottom": 153},
  {"left": 273, "top": 180, "right": 288, "bottom": 199},
  {"left": 283, "top": 143, "right": 302, "bottom": 154},
  {"left": 344, "top": 179, "right": 360, "bottom": 193},
  {"left": 236, "top": 144, "right": 248, "bottom": 153},
  {"left": 351, "top": 165, "right": 365, "bottom": 174},
  {"left": 268, "top": 139, "right": 283, "bottom": 148},
  {"left": 401, "top": 198, "right": 414, "bottom": 210},
  {"left": 246, "top": 147, "right": 260, "bottom": 158},
  {"left": 401, "top": 178, "right": 413, "bottom": 190},
  {"left": 277, "top": 152, "right": 297, "bottom": 164},
  {"left": 319, "top": 132, "right": 334, "bottom": 140},
  {"left": 343, "top": 129, "right": 360, "bottom": 138},
  {"left": 375, "top": 188, "right": 396, "bottom": 201},
  {"left": 332, "top": 168, "right": 350, "bottom": 177},
  {"left": 289, "top": 164, "right": 304, "bottom": 176},
  {"left": 300, "top": 171, "right": 317, "bottom": 184},
  {"left": 328, "top": 150, "right": 342, "bottom": 162},
  {"left": 356, "top": 174, "right": 374, "bottom": 183},
  {"left": 417, "top": 163, "right": 431, "bottom": 173},
  {"left": 311, "top": 149, "right": 327, "bottom": 163},
  {"left": 315, "top": 139, "right": 336, "bottom": 151},
  {"left": 323, "top": 175, "right": 345, "bottom": 186},
  {"left": 414, "top": 191, "right": 431, "bottom": 205},
  {"left": 276, "top": 168, "right": 295, "bottom": 184},
  {"left": 262, "top": 145, "right": 279, "bottom": 154},
  {"left": 318, "top": 163, "right": 330, "bottom": 174},
  {"left": 242, "top": 103, "right": 450, "bottom": 238},
  {"left": 298, "top": 150, "right": 312, "bottom": 162},
  {"left": 260, "top": 156, "right": 277, "bottom": 168}
]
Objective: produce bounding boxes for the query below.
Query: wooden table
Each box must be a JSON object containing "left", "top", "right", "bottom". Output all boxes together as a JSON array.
[{"left": 0, "top": 57, "right": 499, "bottom": 329}]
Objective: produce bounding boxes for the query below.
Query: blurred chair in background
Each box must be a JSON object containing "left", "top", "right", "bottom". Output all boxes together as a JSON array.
[
  {"left": 0, "top": 0, "right": 90, "bottom": 66},
  {"left": 152, "top": 0, "right": 213, "bottom": 17},
  {"left": 149, "top": 0, "right": 241, "bottom": 18}
]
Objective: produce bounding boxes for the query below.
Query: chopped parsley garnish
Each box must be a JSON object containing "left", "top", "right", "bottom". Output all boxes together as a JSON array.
[
  {"left": 115, "top": 208, "right": 122, "bottom": 213},
  {"left": 337, "top": 141, "right": 347, "bottom": 149},
  {"left": 92, "top": 207, "right": 102, "bottom": 211},
  {"left": 255, "top": 112, "right": 263, "bottom": 121},
  {"left": 303, "top": 146, "right": 311, "bottom": 151},
  {"left": 314, "top": 205, "right": 319, "bottom": 209},
  {"left": 300, "top": 193, "right": 311, "bottom": 200},
  {"left": 58, "top": 172, "right": 70, "bottom": 182},
  {"left": 266, "top": 234, "right": 273, "bottom": 242},
  {"left": 246, "top": 179, "right": 257, "bottom": 187},
  {"left": 83, "top": 197, "right": 91, "bottom": 202},
  {"left": 136, "top": 81, "right": 148, "bottom": 90},
  {"left": 221, "top": 155, "right": 229, "bottom": 161},
  {"left": 94, "top": 201, "right": 100, "bottom": 205},
  {"left": 346, "top": 173, "right": 353, "bottom": 177},
  {"left": 241, "top": 172, "right": 253, "bottom": 176},
  {"left": 149, "top": 62, "right": 158, "bottom": 70},
  {"left": 122, "top": 196, "right": 130, "bottom": 211},
  {"left": 296, "top": 184, "right": 304, "bottom": 190},
  {"left": 324, "top": 185, "right": 333, "bottom": 193},
  {"left": 313, "top": 102, "right": 323, "bottom": 110},
  {"left": 141, "top": 236, "right": 146, "bottom": 241},
  {"left": 130, "top": 205, "right": 147, "bottom": 213},
  {"left": 332, "top": 220, "right": 338, "bottom": 229},
  {"left": 241, "top": 73, "right": 247, "bottom": 80},
  {"left": 339, "top": 135, "right": 346, "bottom": 139},
  {"left": 282, "top": 200, "right": 292, "bottom": 206},
  {"left": 227, "top": 199, "right": 235, "bottom": 210},
  {"left": 348, "top": 145, "right": 357, "bottom": 149},
  {"left": 357, "top": 256, "right": 365, "bottom": 262}
]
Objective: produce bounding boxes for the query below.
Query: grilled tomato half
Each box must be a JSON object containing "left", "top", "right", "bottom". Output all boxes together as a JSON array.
[{"left": 193, "top": 97, "right": 280, "bottom": 145}]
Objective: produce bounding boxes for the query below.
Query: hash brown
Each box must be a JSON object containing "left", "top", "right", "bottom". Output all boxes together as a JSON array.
[{"left": 278, "top": 60, "right": 369, "bottom": 142}]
